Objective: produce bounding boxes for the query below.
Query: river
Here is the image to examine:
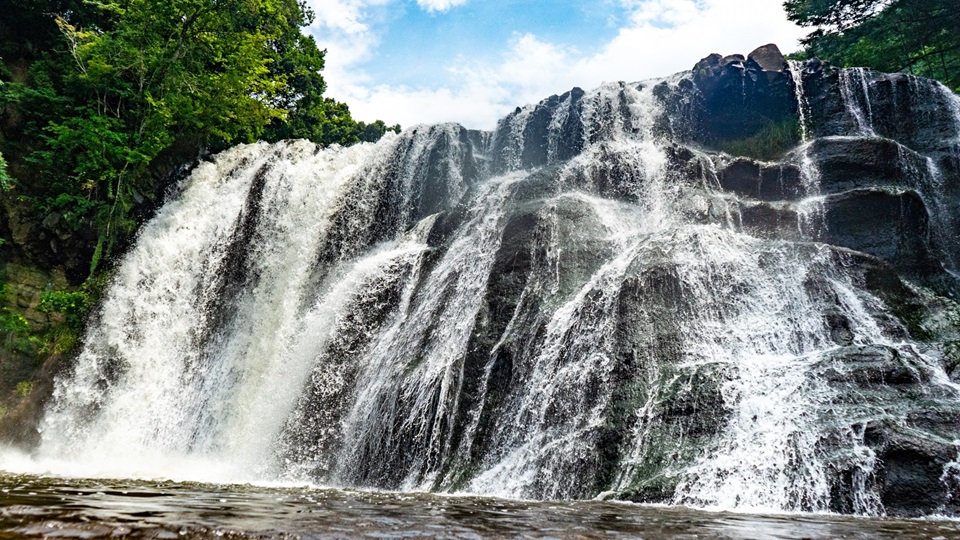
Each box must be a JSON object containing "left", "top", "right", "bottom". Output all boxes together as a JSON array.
[{"left": 1, "top": 473, "right": 958, "bottom": 539}]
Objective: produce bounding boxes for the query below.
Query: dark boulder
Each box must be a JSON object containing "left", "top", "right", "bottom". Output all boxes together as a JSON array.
[
  {"left": 737, "top": 200, "right": 803, "bottom": 239},
  {"left": 865, "top": 424, "right": 960, "bottom": 517},
  {"left": 491, "top": 88, "right": 586, "bottom": 173},
  {"left": 804, "top": 137, "right": 931, "bottom": 194},
  {"left": 747, "top": 43, "right": 785, "bottom": 73}
]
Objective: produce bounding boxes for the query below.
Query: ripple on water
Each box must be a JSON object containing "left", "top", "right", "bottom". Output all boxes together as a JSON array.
[{"left": 1, "top": 473, "right": 960, "bottom": 539}]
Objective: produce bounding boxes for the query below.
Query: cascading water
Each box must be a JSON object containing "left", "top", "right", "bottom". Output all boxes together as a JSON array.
[
  {"left": 8, "top": 56, "right": 960, "bottom": 518},
  {"left": 921, "top": 81, "right": 960, "bottom": 277},
  {"left": 839, "top": 68, "right": 877, "bottom": 137},
  {"left": 787, "top": 60, "right": 810, "bottom": 142}
]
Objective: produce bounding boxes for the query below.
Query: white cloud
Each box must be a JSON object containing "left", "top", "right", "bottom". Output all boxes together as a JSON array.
[
  {"left": 561, "top": 0, "right": 808, "bottom": 90},
  {"left": 305, "top": 0, "right": 391, "bottom": 108},
  {"left": 310, "top": 0, "right": 809, "bottom": 130},
  {"left": 310, "top": 0, "right": 386, "bottom": 35},
  {"left": 359, "top": 33, "right": 588, "bottom": 128},
  {"left": 416, "top": 0, "right": 469, "bottom": 13},
  {"left": 323, "top": 33, "right": 567, "bottom": 129},
  {"left": 628, "top": 0, "right": 702, "bottom": 27}
]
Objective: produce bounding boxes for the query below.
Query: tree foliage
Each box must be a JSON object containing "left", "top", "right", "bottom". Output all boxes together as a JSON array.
[
  {"left": 785, "top": 0, "right": 960, "bottom": 91},
  {"left": 0, "top": 0, "right": 399, "bottom": 276}
]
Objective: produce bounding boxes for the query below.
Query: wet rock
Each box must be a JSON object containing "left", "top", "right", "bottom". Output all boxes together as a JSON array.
[
  {"left": 6, "top": 44, "right": 960, "bottom": 519},
  {"left": 824, "top": 310, "right": 855, "bottom": 345},
  {"left": 805, "top": 137, "right": 931, "bottom": 194},
  {"left": 317, "top": 124, "right": 483, "bottom": 268},
  {"left": 1, "top": 262, "right": 69, "bottom": 329},
  {"left": 716, "top": 156, "right": 802, "bottom": 201},
  {"left": 689, "top": 49, "right": 796, "bottom": 145},
  {"left": 820, "top": 189, "right": 936, "bottom": 276},
  {"left": 858, "top": 72, "right": 960, "bottom": 153},
  {"left": 864, "top": 424, "right": 960, "bottom": 517},
  {"left": 491, "top": 87, "right": 585, "bottom": 172},
  {"left": 821, "top": 344, "right": 928, "bottom": 387},
  {"left": 737, "top": 200, "right": 803, "bottom": 239}
]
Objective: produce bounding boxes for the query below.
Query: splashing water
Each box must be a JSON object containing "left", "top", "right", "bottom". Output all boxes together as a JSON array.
[{"left": 8, "top": 68, "right": 960, "bottom": 519}]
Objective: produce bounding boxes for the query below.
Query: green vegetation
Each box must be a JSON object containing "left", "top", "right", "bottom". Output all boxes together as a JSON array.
[
  {"left": 0, "top": 269, "right": 80, "bottom": 355},
  {"left": 38, "top": 290, "right": 89, "bottom": 332},
  {"left": 0, "top": 0, "right": 399, "bottom": 278},
  {"left": 716, "top": 117, "right": 801, "bottom": 161},
  {"left": 0, "top": 1, "right": 401, "bottom": 415},
  {"left": 15, "top": 381, "right": 31, "bottom": 397},
  {"left": 0, "top": 306, "right": 37, "bottom": 354},
  {"left": 35, "top": 288, "right": 88, "bottom": 354},
  {"left": 785, "top": 0, "right": 960, "bottom": 91},
  {"left": 0, "top": 151, "right": 11, "bottom": 190}
]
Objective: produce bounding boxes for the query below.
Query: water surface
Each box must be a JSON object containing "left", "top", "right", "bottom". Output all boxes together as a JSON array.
[{"left": 1, "top": 474, "right": 958, "bottom": 539}]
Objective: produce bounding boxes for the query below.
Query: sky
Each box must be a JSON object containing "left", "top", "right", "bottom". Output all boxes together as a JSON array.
[{"left": 307, "top": 0, "right": 809, "bottom": 130}]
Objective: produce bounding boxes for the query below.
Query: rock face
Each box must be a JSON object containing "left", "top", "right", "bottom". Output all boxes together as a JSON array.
[
  {"left": 690, "top": 51, "right": 796, "bottom": 145},
  {"left": 21, "top": 47, "right": 960, "bottom": 519}
]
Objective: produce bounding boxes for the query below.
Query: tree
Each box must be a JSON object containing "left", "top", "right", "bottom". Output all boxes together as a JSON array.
[
  {"left": 33, "top": 0, "right": 308, "bottom": 270},
  {"left": 784, "top": 0, "right": 892, "bottom": 29},
  {"left": 0, "top": 0, "right": 400, "bottom": 276},
  {"left": 785, "top": 0, "right": 960, "bottom": 91}
]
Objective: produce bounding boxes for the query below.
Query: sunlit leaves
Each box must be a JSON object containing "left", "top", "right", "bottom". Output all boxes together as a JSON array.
[
  {"left": 0, "top": 151, "right": 12, "bottom": 191},
  {"left": 785, "top": 0, "right": 960, "bottom": 90},
  {"left": 0, "top": 0, "right": 401, "bottom": 278}
]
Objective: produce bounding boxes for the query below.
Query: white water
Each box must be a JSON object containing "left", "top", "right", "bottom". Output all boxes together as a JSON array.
[
  {"left": 466, "top": 81, "right": 675, "bottom": 499},
  {"left": 839, "top": 68, "right": 877, "bottom": 137},
  {"left": 4, "top": 70, "right": 960, "bottom": 517},
  {"left": 926, "top": 82, "right": 960, "bottom": 276},
  {"left": 669, "top": 245, "right": 877, "bottom": 513},
  {"left": 466, "top": 194, "right": 656, "bottom": 499},
  {"left": 331, "top": 171, "right": 527, "bottom": 490},
  {"left": 29, "top": 130, "right": 473, "bottom": 482},
  {"left": 33, "top": 141, "right": 379, "bottom": 480},
  {"left": 787, "top": 60, "right": 810, "bottom": 142}
]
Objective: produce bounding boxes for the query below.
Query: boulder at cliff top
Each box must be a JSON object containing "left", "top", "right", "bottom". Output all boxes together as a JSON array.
[{"left": 747, "top": 43, "right": 786, "bottom": 72}]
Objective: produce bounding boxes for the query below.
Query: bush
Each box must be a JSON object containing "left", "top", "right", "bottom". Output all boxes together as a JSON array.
[
  {"left": 38, "top": 290, "right": 89, "bottom": 332},
  {"left": 716, "top": 117, "right": 802, "bottom": 161},
  {"left": 15, "top": 381, "right": 32, "bottom": 397}
]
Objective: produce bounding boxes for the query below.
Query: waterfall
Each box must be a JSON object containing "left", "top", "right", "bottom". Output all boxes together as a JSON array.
[
  {"left": 667, "top": 245, "right": 886, "bottom": 513},
  {"left": 36, "top": 129, "right": 482, "bottom": 481},
  {"left": 787, "top": 60, "right": 810, "bottom": 142},
  {"left": 839, "top": 68, "right": 877, "bottom": 137},
  {"left": 16, "top": 63, "right": 960, "bottom": 517},
  {"left": 328, "top": 172, "right": 527, "bottom": 490},
  {"left": 927, "top": 83, "right": 960, "bottom": 277}
]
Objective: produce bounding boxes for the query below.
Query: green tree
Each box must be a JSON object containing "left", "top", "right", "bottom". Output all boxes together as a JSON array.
[
  {"left": 37, "top": 0, "right": 298, "bottom": 269},
  {"left": 785, "top": 0, "right": 960, "bottom": 90},
  {"left": 0, "top": 0, "right": 400, "bottom": 277}
]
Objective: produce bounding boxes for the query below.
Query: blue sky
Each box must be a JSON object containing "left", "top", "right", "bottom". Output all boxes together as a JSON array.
[{"left": 308, "top": 0, "right": 808, "bottom": 129}]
